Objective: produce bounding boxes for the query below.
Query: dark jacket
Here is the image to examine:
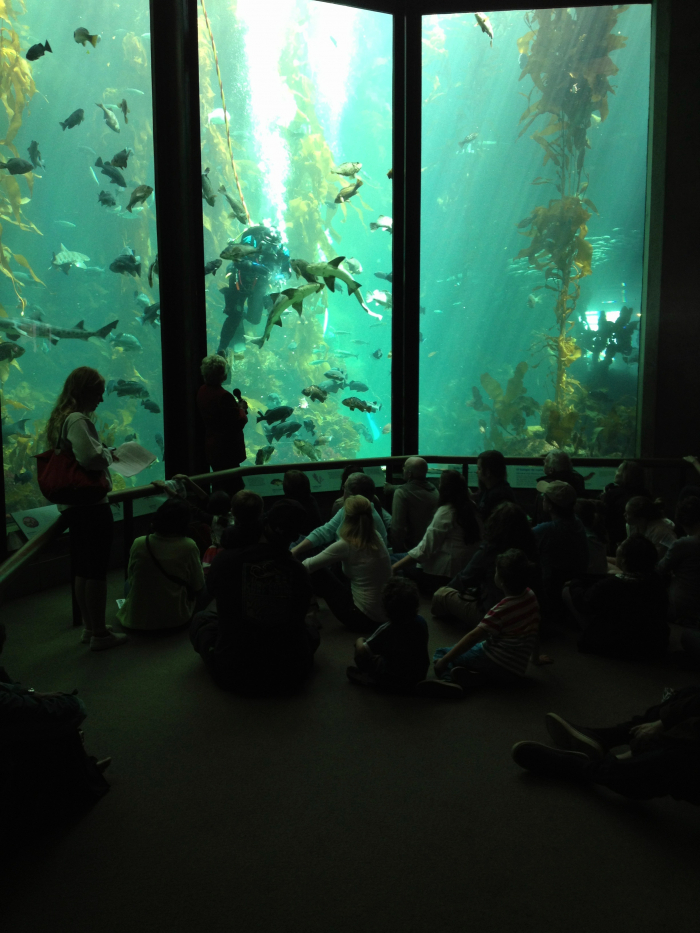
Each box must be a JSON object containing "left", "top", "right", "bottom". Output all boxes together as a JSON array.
[
  {"left": 196, "top": 384, "right": 248, "bottom": 470},
  {"left": 475, "top": 480, "right": 516, "bottom": 522},
  {"left": 533, "top": 469, "right": 586, "bottom": 525}
]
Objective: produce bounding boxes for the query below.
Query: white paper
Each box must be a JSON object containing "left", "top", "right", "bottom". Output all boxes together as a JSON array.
[{"left": 109, "top": 442, "right": 157, "bottom": 478}]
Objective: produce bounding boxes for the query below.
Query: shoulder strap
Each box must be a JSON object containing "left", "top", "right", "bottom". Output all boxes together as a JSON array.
[{"left": 144, "top": 535, "right": 196, "bottom": 599}]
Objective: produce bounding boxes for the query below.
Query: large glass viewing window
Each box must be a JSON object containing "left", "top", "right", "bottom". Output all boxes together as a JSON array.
[
  {"left": 419, "top": 5, "right": 651, "bottom": 459},
  {"left": 1, "top": 4, "right": 163, "bottom": 520},
  {"left": 198, "top": 0, "right": 393, "bottom": 468}
]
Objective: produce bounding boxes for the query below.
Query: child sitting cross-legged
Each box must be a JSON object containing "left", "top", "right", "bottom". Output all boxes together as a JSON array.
[
  {"left": 347, "top": 577, "right": 430, "bottom": 692},
  {"left": 433, "top": 548, "right": 553, "bottom": 689}
]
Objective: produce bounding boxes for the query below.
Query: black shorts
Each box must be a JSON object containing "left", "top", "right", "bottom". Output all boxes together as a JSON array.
[{"left": 66, "top": 504, "right": 114, "bottom": 580}]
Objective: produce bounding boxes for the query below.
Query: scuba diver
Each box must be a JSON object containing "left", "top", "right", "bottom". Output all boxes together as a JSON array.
[{"left": 217, "top": 224, "right": 291, "bottom": 355}]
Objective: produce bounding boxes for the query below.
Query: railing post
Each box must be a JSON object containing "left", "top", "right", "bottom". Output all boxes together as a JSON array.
[{"left": 123, "top": 500, "right": 134, "bottom": 579}]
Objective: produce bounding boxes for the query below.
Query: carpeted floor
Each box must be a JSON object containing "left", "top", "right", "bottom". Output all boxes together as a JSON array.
[{"left": 2, "top": 570, "right": 700, "bottom": 933}]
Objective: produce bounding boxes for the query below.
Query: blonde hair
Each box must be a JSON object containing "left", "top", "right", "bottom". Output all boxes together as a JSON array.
[
  {"left": 201, "top": 354, "right": 229, "bottom": 386},
  {"left": 46, "top": 367, "right": 104, "bottom": 447},
  {"left": 339, "top": 495, "right": 380, "bottom": 550}
]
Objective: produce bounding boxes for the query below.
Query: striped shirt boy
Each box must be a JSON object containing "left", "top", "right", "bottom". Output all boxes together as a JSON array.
[{"left": 476, "top": 588, "right": 540, "bottom": 676}]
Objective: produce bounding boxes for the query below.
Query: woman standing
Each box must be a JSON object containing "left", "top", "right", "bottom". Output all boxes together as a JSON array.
[
  {"left": 391, "top": 470, "right": 481, "bottom": 595},
  {"left": 45, "top": 367, "right": 126, "bottom": 651},
  {"left": 196, "top": 354, "right": 248, "bottom": 491},
  {"left": 302, "top": 495, "right": 392, "bottom": 632}
]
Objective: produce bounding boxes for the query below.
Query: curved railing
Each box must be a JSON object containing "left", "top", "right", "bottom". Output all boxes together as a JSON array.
[{"left": 0, "top": 454, "right": 688, "bottom": 599}]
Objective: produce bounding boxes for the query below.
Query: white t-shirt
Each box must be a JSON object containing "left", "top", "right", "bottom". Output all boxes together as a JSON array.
[
  {"left": 407, "top": 504, "right": 477, "bottom": 577},
  {"left": 303, "top": 536, "right": 392, "bottom": 623}
]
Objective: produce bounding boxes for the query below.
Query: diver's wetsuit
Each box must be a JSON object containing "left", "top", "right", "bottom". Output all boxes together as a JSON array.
[{"left": 217, "top": 225, "right": 290, "bottom": 354}]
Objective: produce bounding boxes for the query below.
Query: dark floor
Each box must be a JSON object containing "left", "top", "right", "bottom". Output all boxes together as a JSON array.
[{"left": 2, "top": 571, "right": 700, "bottom": 933}]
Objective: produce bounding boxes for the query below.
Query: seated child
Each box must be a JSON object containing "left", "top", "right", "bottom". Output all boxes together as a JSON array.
[
  {"left": 220, "top": 489, "right": 264, "bottom": 550},
  {"left": 347, "top": 577, "right": 429, "bottom": 691},
  {"left": 577, "top": 534, "right": 669, "bottom": 661},
  {"left": 433, "top": 548, "right": 552, "bottom": 688}
]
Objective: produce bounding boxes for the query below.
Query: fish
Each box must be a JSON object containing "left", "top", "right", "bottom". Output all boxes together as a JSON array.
[
  {"left": 27, "top": 141, "right": 45, "bottom": 169},
  {"left": 267, "top": 393, "right": 283, "bottom": 407},
  {"left": 342, "top": 257, "right": 362, "bottom": 275},
  {"left": 1, "top": 418, "right": 31, "bottom": 441},
  {"left": 140, "top": 301, "right": 160, "bottom": 327},
  {"left": 301, "top": 385, "right": 328, "bottom": 403},
  {"left": 334, "top": 350, "right": 358, "bottom": 359},
  {"left": 335, "top": 179, "right": 363, "bottom": 204},
  {"left": 319, "top": 379, "right": 344, "bottom": 394},
  {"left": 347, "top": 381, "right": 368, "bottom": 391},
  {"left": 0, "top": 316, "right": 118, "bottom": 345},
  {"left": 107, "top": 379, "right": 148, "bottom": 398},
  {"left": 351, "top": 340, "right": 369, "bottom": 346},
  {"left": 13, "top": 470, "right": 33, "bottom": 484},
  {"left": 60, "top": 109, "right": 85, "bottom": 131},
  {"left": 255, "top": 445, "right": 275, "bottom": 466},
  {"left": 517, "top": 214, "right": 535, "bottom": 229},
  {"left": 342, "top": 397, "right": 381, "bottom": 414},
  {"left": 366, "top": 289, "right": 392, "bottom": 309},
  {"left": 372, "top": 349, "right": 383, "bottom": 359},
  {"left": 217, "top": 184, "right": 247, "bottom": 223},
  {"left": 293, "top": 438, "right": 320, "bottom": 461},
  {"left": 265, "top": 421, "right": 302, "bottom": 441},
  {"left": 109, "top": 332, "right": 142, "bottom": 352},
  {"left": 474, "top": 12, "right": 493, "bottom": 46},
  {"left": 219, "top": 242, "right": 259, "bottom": 262},
  {"left": 110, "top": 148, "right": 132, "bottom": 169},
  {"left": 95, "top": 157, "right": 127, "bottom": 187},
  {"left": 97, "top": 103, "right": 120, "bottom": 133},
  {"left": 324, "top": 369, "right": 346, "bottom": 382},
  {"left": 374, "top": 271, "right": 392, "bottom": 282},
  {"left": 309, "top": 360, "right": 328, "bottom": 366},
  {"left": 126, "top": 184, "right": 153, "bottom": 212},
  {"left": 332, "top": 330, "right": 351, "bottom": 335},
  {"left": 117, "top": 99, "right": 130, "bottom": 124},
  {"left": 109, "top": 248, "right": 141, "bottom": 278},
  {"left": 290, "top": 258, "right": 319, "bottom": 284},
  {"left": 54, "top": 220, "right": 77, "bottom": 228},
  {"left": 89, "top": 167, "right": 100, "bottom": 185},
  {"left": 248, "top": 283, "right": 325, "bottom": 347},
  {"left": 257, "top": 406, "right": 295, "bottom": 426},
  {"left": 142, "top": 399, "right": 161, "bottom": 413},
  {"left": 382, "top": 423, "right": 391, "bottom": 435},
  {"left": 204, "top": 259, "right": 222, "bottom": 276},
  {"left": 303, "top": 418, "right": 315, "bottom": 434},
  {"left": 527, "top": 293, "right": 542, "bottom": 308},
  {"left": 354, "top": 423, "right": 373, "bottom": 444},
  {"left": 369, "top": 215, "right": 393, "bottom": 234},
  {"left": 155, "top": 434, "right": 165, "bottom": 457},
  {"left": 458, "top": 132, "right": 479, "bottom": 147},
  {"left": 305, "top": 256, "right": 360, "bottom": 294},
  {"left": 314, "top": 436, "right": 331, "bottom": 447},
  {"left": 208, "top": 108, "right": 231, "bottom": 125},
  {"left": 387, "top": 168, "right": 393, "bottom": 179},
  {"left": 202, "top": 167, "right": 216, "bottom": 207},
  {"left": 51, "top": 243, "right": 90, "bottom": 273},
  {"left": 0, "top": 158, "right": 34, "bottom": 175},
  {"left": 74, "top": 27, "right": 100, "bottom": 48},
  {"left": 124, "top": 433, "right": 137, "bottom": 443},
  {"left": 98, "top": 190, "right": 117, "bottom": 207},
  {"left": 332, "top": 162, "right": 362, "bottom": 177},
  {"left": 26, "top": 40, "right": 52, "bottom": 61},
  {"left": 0, "top": 343, "right": 25, "bottom": 362},
  {"left": 148, "top": 254, "right": 159, "bottom": 288},
  {"left": 286, "top": 341, "right": 298, "bottom": 351},
  {"left": 519, "top": 52, "right": 529, "bottom": 70}
]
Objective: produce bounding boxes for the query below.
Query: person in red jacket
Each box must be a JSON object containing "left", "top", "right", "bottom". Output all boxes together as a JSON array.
[{"left": 196, "top": 354, "right": 248, "bottom": 492}]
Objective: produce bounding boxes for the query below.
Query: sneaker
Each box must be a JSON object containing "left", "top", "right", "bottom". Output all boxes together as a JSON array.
[
  {"left": 449, "top": 666, "right": 488, "bottom": 690},
  {"left": 545, "top": 713, "right": 606, "bottom": 761},
  {"left": 414, "top": 678, "right": 463, "bottom": 699},
  {"left": 346, "top": 666, "right": 375, "bottom": 687},
  {"left": 90, "top": 632, "right": 128, "bottom": 651},
  {"left": 511, "top": 741, "right": 592, "bottom": 780},
  {"left": 81, "top": 625, "right": 114, "bottom": 644}
]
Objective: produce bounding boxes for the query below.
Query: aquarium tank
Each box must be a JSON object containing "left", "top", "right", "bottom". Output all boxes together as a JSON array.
[
  {"left": 198, "top": 0, "right": 393, "bottom": 468},
  {"left": 419, "top": 5, "right": 651, "bottom": 460},
  {"left": 0, "top": 0, "right": 163, "bottom": 514}
]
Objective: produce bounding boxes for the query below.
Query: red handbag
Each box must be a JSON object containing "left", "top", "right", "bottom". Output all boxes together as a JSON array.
[{"left": 34, "top": 447, "right": 110, "bottom": 506}]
